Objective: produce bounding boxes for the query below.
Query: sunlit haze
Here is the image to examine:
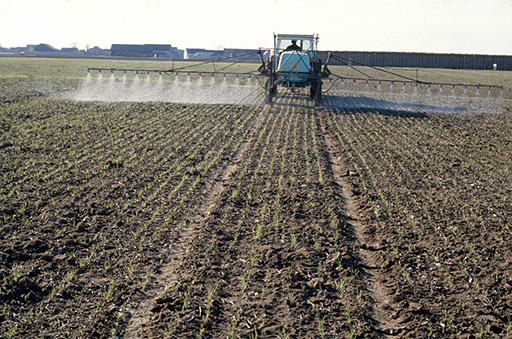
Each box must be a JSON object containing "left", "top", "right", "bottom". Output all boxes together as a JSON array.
[{"left": 1, "top": 0, "right": 511, "bottom": 54}]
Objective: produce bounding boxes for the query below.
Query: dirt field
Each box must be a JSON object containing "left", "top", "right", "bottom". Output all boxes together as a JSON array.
[{"left": 1, "top": 57, "right": 511, "bottom": 338}]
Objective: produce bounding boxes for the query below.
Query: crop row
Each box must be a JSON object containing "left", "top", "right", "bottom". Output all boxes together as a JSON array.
[
  {"left": 143, "top": 107, "right": 368, "bottom": 338},
  {"left": 0, "top": 99, "right": 261, "bottom": 337},
  {"left": 323, "top": 109, "right": 512, "bottom": 336}
]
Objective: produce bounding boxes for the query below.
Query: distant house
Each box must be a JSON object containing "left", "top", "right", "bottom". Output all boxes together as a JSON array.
[
  {"left": 111, "top": 44, "right": 183, "bottom": 59},
  {"left": 150, "top": 44, "right": 175, "bottom": 58},
  {"left": 60, "top": 47, "right": 81, "bottom": 56},
  {"left": 111, "top": 44, "right": 152, "bottom": 58},
  {"left": 85, "top": 46, "right": 110, "bottom": 56},
  {"left": 185, "top": 48, "right": 269, "bottom": 61},
  {"left": 224, "top": 48, "right": 270, "bottom": 61},
  {"left": 31, "top": 43, "right": 59, "bottom": 54},
  {"left": 170, "top": 47, "right": 184, "bottom": 59},
  {"left": 8, "top": 47, "right": 26, "bottom": 54},
  {"left": 185, "top": 48, "right": 224, "bottom": 59},
  {"left": 185, "top": 48, "right": 203, "bottom": 59}
]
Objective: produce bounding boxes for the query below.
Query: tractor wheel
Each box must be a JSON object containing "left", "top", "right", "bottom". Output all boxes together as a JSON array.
[
  {"left": 265, "top": 78, "right": 274, "bottom": 105},
  {"left": 313, "top": 81, "right": 322, "bottom": 107}
]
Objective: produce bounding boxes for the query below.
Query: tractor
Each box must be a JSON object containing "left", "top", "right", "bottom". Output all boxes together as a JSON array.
[{"left": 261, "top": 34, "right": 329, "bottom": 107}]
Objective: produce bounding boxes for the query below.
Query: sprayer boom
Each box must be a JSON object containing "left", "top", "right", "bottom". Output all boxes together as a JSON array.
[
  {"left": 87, "top": 67, "right": 266, "bottom": 78},
  {"left": 82, "top": 34, "right": 505, "bottom": 112},
  {"left": 332, "top": 75, "right": 503, "bottom": 91}
]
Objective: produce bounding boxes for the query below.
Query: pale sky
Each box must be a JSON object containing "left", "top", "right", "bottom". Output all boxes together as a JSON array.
[{"left": 1, "top": 0, "right": 511, "bottom": 55}]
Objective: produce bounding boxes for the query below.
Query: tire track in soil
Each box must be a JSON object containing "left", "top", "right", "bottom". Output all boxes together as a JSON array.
[
  {"left": 124, "top": 105, "right": 270, "bottom": 337},
  {"left": 319, "top": 112, "right": 407, "bottom": 337}
]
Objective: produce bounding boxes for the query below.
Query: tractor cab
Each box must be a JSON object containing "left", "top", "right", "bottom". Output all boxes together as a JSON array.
[
  {"left": 273, "top": 34, "right": 317, "bottom": 84},
  {"left": 275, "top": 35, "right": 315, "bottom": 53}
]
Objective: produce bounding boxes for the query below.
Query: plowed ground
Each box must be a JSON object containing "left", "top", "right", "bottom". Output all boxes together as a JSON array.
[{"left": 1, "top": 58, "right": 512, "bottom": 338}]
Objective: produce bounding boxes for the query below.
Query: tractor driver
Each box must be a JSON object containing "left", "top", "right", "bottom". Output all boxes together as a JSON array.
[{"left": 285, "top": 39, "right": 301, "bottom": 51}]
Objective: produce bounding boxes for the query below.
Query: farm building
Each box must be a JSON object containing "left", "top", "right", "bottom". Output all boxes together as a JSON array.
[
  {"left": 60, "top": 47, "right": 80, "bottom": 56},
  {"left": 0, "top": 44, "right": 82, "bottom": 56},
  {"left": 85, "top": 46, "right": 110, "bottom": 56},
  {"left": 111, "top": 44, "right": 183, "bottom": 59},
  {"left": 25, "top": 44, "right": 59, "bottom": 54},
  {"left": 185, "top": 48, "right": 225, "bottom": 59},
  {"left": 186, "top": 48, "right": 270, "bottom": 61},
  {"left": 224, "top": 48, "right": 270, "bottom": 61}
]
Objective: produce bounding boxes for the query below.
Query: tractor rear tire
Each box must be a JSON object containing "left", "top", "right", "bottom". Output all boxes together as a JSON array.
[
  {"left": 265, "top": 78, "right": 274, "bottom": 105},
  {"left": 313, "top": 81, "right": 322, "bottom": 107}
]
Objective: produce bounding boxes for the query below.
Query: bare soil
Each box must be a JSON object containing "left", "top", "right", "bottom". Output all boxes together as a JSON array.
[{"left": 1, "top": 70, "right": 511, "bottom": 338}]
